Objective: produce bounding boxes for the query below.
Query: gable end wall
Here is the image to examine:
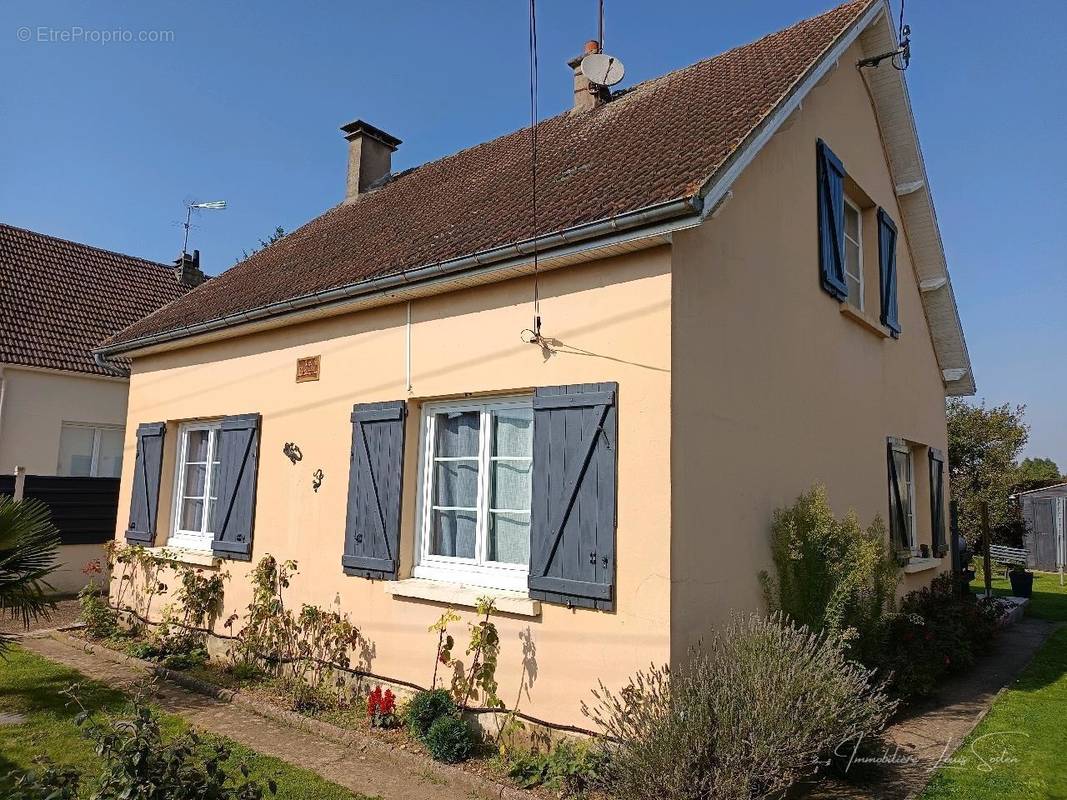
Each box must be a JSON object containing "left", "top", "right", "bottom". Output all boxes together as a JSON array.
[{"left": 669, "top": 41, "right": 950, "bottom": 663}]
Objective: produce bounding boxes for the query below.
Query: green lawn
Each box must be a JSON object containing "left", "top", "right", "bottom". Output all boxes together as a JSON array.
[
  {"left": 921, "top": 575, "right": 1067, "bottom": 800},
  {"left": 0, "top": 646, "right": 372, "bottom": 799}
]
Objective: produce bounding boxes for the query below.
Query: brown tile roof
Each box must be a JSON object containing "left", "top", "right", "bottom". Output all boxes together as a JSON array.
[
  {"left": 0, "top": 223, "right": 190, "bottom": 375},
  {"left": 106, "top": 0, "right": 872, "bottom": 350}
]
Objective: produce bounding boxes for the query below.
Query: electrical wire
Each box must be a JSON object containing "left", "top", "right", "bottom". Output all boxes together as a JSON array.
[{"left": 526, "top": 0, "right": 542, "bottom": 342}]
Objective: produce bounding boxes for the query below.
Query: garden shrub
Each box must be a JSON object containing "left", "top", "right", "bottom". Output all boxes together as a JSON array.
[
  {"left": 78, "top": 560, "right": 117, "bottom": 640},
  {"left": 760, "top": 484, "right": 899, "bottom": 662},
  {"left": 425, "top": 715, "right": 477, "bottom": 763},
  {"left": 505, "top": 739, "right": 603, "bottom": 796},
  {"left": 585, "top": 613, "right": 896, "bottom": 800},
  {"left": 225, "top": 555, "right": 300, "bottom": 674},
  {"left": 4, "top": 683, "right": 276, "bottom": 799},
  {"left": 875, "top": 573, "right": 1001, "bottom": 702},
  {"left": 404, "top": 688, "right": 456, "bottom": 739}
]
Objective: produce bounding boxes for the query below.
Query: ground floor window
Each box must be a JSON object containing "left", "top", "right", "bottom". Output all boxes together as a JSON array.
[
  {"left": 57, "top": 423, "right": 124, "bottom": 477},
  {"left": 890, "top": 441, "right": 916, "bottom": 553},
  {"left": 169, "top": 421, "right": 221, "bottom": 551},
  {"left": 415, "top": 396, "right": 533, "bottom": 591}
]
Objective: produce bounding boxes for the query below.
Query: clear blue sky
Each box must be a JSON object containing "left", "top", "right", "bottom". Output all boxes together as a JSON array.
[{"left": 2, "top": 1, "right": 1064, "bottom": 465}]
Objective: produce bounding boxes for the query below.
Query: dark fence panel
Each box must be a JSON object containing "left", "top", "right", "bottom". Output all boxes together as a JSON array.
[{"left": 0, "top": 475, "right": 120, "bottom": 545}]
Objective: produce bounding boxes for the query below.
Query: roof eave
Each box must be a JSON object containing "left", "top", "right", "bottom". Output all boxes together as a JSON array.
[{"left": 96, "top": 195, "right": 704, "bottom": 359}]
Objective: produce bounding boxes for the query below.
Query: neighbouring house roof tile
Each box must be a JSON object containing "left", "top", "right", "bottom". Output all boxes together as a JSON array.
[
  {"left": 0, "top": 223, "right": 191, "bottom": 375},
  {"left": 105, "top": 0, "right": 873, "bottom": 350}
]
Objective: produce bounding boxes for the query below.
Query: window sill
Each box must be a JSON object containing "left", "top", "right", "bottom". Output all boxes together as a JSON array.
[
  {"left": 383, "top": 578, "right": 541, "bottom": 618},
  {"left": 839, "top": 304, "right": 889, "bottom": 339},
  {"left": 145, "top": 546, "right": 218, "bottom": 568},
  {"left": 903, "top": 557, "right": 942, "bottom": 574}
]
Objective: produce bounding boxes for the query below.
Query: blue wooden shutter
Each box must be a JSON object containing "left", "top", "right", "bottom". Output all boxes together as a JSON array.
[
  {"left": 529, "top": 383, "right": 617, "bottom": 611},
  {"left": 887, "top": 438, "right": 910, "bottom": 553},
  {"left": 929, "top": 448, "right": 946, "bottom": 555},
  {"left": 342, "top": 401, "right": 406, "bottom": 580},
  {"left": 817, "top": 139, "right": 848, "bottom": 301},
  {"left": 877, "top": 207, "right": 901, "bottom": 337},
  {"left": 211, "top": 413, "right": 261, "bottom": 561},
  {"left": 124, "top": 422, "right": 165, "bottom": 544}
]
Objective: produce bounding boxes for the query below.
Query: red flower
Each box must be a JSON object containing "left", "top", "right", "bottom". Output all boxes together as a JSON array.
[
  {"left": 367, "top": 686, "right": 383, "bottom": 717},
  {"left": 381, "top": 689, "right": 395, "bottom": 715}
]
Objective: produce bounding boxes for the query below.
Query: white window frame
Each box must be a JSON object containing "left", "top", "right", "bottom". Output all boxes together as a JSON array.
[
  {"left": 843, "top": 196, "right": 864, "bottom": 311},
  {"left": 168, "top": 420, "right": 222, "bottom": 552},
  {"left": 892, "top": 441, "right": 917, "bottom": 553},
  {"left": 414, "top": 395, "right": 533, "bottom": 592},
  {"left": 57, "top": 422, "right": 125, "bottom": 478}
]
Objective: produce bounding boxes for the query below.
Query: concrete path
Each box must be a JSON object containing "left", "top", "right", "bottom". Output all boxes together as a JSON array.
[
  {"left": 810, "top": 616, "right": 1059, "bottom": 799},
  {"left": 17, "top": 633, "right": 523, "bottom": 800}
]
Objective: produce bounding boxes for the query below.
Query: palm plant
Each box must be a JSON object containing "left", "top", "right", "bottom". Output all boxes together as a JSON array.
[{"left": 0, "top": 495, "right": 60, "bottom": 649}]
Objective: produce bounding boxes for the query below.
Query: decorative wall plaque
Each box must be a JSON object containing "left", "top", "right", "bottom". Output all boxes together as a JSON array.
[{"left": 296, "top": 355, "right": 320, "bottom": 383}]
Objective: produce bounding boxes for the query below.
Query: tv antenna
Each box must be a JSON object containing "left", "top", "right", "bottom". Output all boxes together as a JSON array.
[
  {"left": 181, "top": 199, "right": 227, "bottom": 255},
  {"left": 580, "top": 1, "right": 625, "bottom": 87}
]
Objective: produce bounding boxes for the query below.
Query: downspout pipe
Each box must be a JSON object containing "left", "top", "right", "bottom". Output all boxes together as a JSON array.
[
  {"left": 93, "top": 351, "right": 130, "bottom": 377},
  {"left": 94, "top": 195, "right": 704, "bottom": 360}
]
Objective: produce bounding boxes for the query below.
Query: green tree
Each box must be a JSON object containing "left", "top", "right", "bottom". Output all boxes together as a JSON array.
[
  {"left": 239, "top": 226, "right": 286, "bottom": 262},
  {"left": 946, "top": 399, "right": 1028, "bottom": 543},
  {"left": 1015, "top": 457, "right": 1062, "bottom": 490},
  {"left": 0, "top": 496, "right": 60, "bottom": 649}
]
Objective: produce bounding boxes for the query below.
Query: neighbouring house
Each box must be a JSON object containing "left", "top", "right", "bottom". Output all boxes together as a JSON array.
[
  {"left": 1015, "top": 483, "right": 1067, "bottom": 574},
  {"left": 0, "top": 223, "right": 199, "bottom": 593},
  {"left": 96, "top": 0, "right": 974, "bottom": 726}
]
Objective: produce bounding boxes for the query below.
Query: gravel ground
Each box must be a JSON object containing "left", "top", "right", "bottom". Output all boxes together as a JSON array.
[{"left": 0, "top": 598, "right": 81, "bottom": 635}]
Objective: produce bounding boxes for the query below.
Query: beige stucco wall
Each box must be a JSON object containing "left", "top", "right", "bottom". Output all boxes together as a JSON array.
[
  {"left": 115, "top": 248, "right": 673, "bottom": 726},
  {"left": 0, "top": 366, "right": 129, "bottom": 475},
  {"left": 669, "top": 41, "right": 950, "bottom": 662},
  {"left": 0, "top": 366, "right": 127, "bottom": 595}
]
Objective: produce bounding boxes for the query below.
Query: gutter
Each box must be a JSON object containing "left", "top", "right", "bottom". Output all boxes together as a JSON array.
[{"left": 95, "top": 195, "right": 703, "bottom": 358}]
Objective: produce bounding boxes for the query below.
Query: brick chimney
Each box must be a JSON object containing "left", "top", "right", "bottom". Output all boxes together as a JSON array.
[
  {"left": 174, "top": 249, "right": 206, "bottom": 288},
  {"left": 340, "top": 119, "right": 402, "bottom": 203},
  {"left": 569, "top": 40, "right": 609, "bottom": 112}
]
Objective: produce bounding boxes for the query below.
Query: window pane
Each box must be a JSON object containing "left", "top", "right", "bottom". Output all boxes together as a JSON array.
[
  {"left": 491, "top": 460, "right": 531, "bottom": 511},
  {"left": 433, "top": 460, "right": 479, "bottom": 508},
  {"left": 186, "top": 429, "right": 210, "bottom": 462},
  {"left": 430, "top": 509, "right": 477, "bottom": 558},
  {"left": 488, "top": 512, "right": 530, "bottom": 564},
  {"left": 846, "top": 275, "right": 862, "bottom": 308},
  {"left": 184, "top": 463, "right": 207, "bottom": 498},
  {"left": 206, "top": 497, "right": 217, "bottom": 535},
  {"left": 845, "top": 239, "right": 860, "bottom": 278},
  {"left": 434, "top": 411, "right": 479, "bottom": 458},
  {"left": 180, "top": 498, "right": 204, "bottom": 531},
  {"left": 844, "top": 202, "right": 860, "bottom": 241},
  {"left": 492, "top": 409, "right": 532, "bottom": 458},
  {"left": 893, "top": 450, "right": 912, "bottom": 519},
  {"left": 57, "top": 425, "right": 95, "bottom": 477},
  {"left": 96, "top": 428, "right": 124, "bottom": 478}
]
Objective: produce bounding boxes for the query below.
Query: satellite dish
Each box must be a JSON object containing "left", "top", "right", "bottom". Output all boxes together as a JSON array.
[{"left": 581, "top": 52, "right": 625, "bottom": 87}]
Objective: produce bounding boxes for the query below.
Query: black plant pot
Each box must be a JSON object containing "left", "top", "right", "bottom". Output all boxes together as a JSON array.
[{"left": 1009, "top": 570, "right": 1034, "bottom": 598}]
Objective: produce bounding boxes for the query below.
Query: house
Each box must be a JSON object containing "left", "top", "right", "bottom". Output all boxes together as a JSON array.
[
  {"left": 1015, "top": 483, "right": 1066, "bottom": 573},
  {"left": 0, "top": 223, "right": 197, "bottom": 593},
  {"left": 96, "top": 0, "right": 973, "bottom": 726}
]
